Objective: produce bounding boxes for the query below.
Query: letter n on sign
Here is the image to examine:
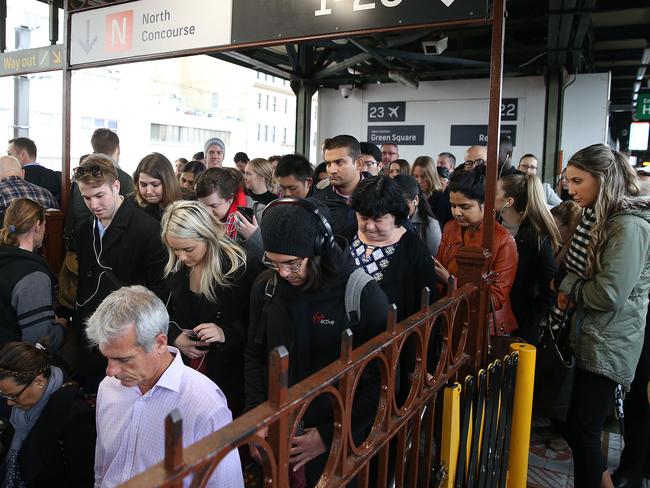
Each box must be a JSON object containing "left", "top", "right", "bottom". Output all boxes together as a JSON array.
[{"left": 105, "top": 11, "right": 133, "bottom": 52}]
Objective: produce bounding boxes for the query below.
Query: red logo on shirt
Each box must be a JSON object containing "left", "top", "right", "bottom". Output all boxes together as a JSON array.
[{"left": 312, "top": 312, "right": 335, "bottom": 326}]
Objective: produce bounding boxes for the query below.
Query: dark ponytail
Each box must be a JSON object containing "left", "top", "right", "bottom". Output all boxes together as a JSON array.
[{"left": 448, "top": 164, "right": 486, "bottom": 204}]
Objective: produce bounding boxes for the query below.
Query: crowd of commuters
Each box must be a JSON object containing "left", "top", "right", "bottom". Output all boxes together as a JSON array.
[{"left": 0, "top": 128, "right": 649, "bottom": 488}]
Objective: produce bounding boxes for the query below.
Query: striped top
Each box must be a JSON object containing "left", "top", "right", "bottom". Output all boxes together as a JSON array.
[{"left": 564, "top": 208, "right": 596, "bottom": 278}]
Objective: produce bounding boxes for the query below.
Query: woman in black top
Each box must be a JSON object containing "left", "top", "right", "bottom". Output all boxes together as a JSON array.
[
  {"left": 350, "top": 176, "right": 440, "bottom": 403},
  {"left": 132, "top": 152, "right": 182, "bottom": 221},
  {"left": 495, "top": 173, "right": 561, "bottom": 345},
  {"left": 161, "top": 200, "right": 254, "bottom": 418},
  {"left": 244, "top": 158, "right": 277, "bottom": 205},
  {"left": 350, "top": 176, "right": 439, "bottom": 322},
  {"left": 0, "top": 342, "right": 95, "bottom": 487},
  {"left": 245, "top": 198, "right": 388, "bottom": 486}
]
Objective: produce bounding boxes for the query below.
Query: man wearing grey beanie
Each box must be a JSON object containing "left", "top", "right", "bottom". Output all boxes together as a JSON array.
[{"left": 204, "top": 137, "right": 225, "bottom": 168}]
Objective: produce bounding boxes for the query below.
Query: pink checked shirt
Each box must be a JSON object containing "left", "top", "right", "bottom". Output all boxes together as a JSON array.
[{"left": 94, "top": 346, "right": 244, "bottom": 487}]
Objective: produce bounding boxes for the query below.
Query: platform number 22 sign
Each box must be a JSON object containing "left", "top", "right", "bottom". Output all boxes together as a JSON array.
[{"left": 316, "top": 0, "right": 404, "bottom": 16}]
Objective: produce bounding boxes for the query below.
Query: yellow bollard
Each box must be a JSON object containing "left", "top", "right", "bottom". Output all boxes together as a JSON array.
[
  {"left": 507, "top": 343, "right": 536, "bottom": 488},
  {"left": 440, "top": 383, "right": 461, "bottom": 487}
]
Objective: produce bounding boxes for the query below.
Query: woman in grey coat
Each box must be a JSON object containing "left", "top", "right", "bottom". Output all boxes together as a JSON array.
[{"left": 558, "top": 144, "right": 650, "bottom": 488}]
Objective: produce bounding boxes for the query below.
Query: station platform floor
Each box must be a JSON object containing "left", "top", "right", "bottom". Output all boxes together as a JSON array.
[{"left": 528, "top": 418, "right": 649, "bottom": 488}]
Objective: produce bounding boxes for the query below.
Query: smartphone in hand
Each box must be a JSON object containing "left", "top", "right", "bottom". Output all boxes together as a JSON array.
[{"left": 237, "top": 206, "right": 254, "bottom": 223}]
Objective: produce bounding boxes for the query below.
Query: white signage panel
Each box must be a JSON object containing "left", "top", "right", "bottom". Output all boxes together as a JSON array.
[{"left": 70, "top": 0, "right": 232, "bottom": 66}]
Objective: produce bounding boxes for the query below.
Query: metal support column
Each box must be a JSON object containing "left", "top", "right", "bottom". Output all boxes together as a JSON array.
[
  {"left": 13, "top": 26, "right": 30, "bottom": 138},
  {"left": 291, "top": 46, "right": 316, "bottom": 157},
  {"left": 0, "top": 0, "right": 7, "bottom": 53},
  {"left": 61, "top": 2, "right": 72, "bottom": 210},
  {"left": 49, "top": 0, "right": 59, "bottom": 45},
  {"left": 542, "top": 68, "right": 565, "bottom": 185}
]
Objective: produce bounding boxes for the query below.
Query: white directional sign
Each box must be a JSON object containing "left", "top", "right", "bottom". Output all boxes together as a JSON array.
[{"left": 70, "top": 0, "right": 232, "bottom": 66}]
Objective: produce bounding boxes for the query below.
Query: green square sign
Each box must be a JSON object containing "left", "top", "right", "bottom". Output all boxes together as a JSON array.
[{"left": 638, "top": 93, "right": 650, "bottom": 121}]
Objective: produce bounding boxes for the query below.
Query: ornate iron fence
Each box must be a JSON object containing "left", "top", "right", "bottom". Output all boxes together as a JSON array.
[{"left": 121, "top": 283, "right": 478, "bottom": 488}]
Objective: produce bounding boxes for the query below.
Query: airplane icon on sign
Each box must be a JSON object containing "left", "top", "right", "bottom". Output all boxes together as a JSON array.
[{"left": 389, "top": 106, "right": 399, "bottom": 118}]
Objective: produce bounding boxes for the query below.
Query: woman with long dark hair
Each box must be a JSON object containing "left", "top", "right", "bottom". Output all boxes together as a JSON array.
[
  {"left": 132, "top": 153, "right": 182, "bottom": 221},
  {"left": 557, "top": 144, "right": 650, "bottom": 487},
  {"left": 393, "top": 174, "right": 441, "bottom": 256}
]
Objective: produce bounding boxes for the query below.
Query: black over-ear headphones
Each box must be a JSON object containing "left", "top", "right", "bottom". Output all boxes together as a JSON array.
[{"left": 262, "top": 197, "right": 336, "bottom": 256}]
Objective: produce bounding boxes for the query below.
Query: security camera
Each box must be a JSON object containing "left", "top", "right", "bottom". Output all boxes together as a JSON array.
[
  {"left": 422, "top": 37, "right": 448, "bottom": 55},
  {"left": 340, "top": 85, "right": 353, "bottom": 99}
]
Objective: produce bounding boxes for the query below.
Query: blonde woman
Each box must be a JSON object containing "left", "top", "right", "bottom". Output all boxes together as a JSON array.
[
  {"left": 161, "top": 200, "right": 252, "bottom": 417},
  {"left": 244, "top": 158, "right": 277, "bottom": 205},
  {"left": 495, "top": 173, "right": 561, "bottom": 345},
  {"left": 412, "top": 155, "right": 452, "bottom": 227}
]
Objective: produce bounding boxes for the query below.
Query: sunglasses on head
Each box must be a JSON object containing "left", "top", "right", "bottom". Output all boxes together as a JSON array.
[{"left": 73, "top": 165, "right": 109, "bottom": 179}]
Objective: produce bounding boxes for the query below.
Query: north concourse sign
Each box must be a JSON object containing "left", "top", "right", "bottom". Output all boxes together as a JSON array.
[
  {"left": 70, "top": 0, "right": 232, "bottom": 65},
  {"left": 231, "top": 0, "right": 488, "bottom": 45},
  {"left": 70, "top": 0, "right": 488, "bottom": 66}
]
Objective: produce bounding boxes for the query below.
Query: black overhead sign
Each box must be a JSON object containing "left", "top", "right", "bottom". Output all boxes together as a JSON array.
[
  {"left": 368, "top": 101, "right": 406, "bottom": 122},
  {"left": 500, "top": 98, "right": 518, "bottom": 121},
  {"left": 450, "top": 125, "right": 517, "bottom": 146},
  {"left": 231, "top": 0, "right": 488, "bottom": 45},
  {"left": 368, "top": 125, "right": 425, "bottom": 145}
]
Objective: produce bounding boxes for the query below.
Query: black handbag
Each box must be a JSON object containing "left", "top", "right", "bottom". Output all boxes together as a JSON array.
[{"left": 534, "top": 281, "right": 580, "bottom": 421}]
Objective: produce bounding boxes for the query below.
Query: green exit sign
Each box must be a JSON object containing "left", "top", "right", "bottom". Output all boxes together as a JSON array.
[{"left": 638, "top": 93, "right": 650, "bottom": 121}]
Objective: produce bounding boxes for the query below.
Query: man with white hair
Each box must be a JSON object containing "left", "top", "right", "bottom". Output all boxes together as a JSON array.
[
  {"left": 88, "top": 285, "right": 244, "bottom": 488},
  {"left": 0, "top": 155, "right": 58, "bottom": 223}
]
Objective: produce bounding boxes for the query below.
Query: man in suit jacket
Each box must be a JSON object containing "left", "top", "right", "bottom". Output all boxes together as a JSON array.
[{"left": 7, "top": 137, "right": 61, "bottom": 205}]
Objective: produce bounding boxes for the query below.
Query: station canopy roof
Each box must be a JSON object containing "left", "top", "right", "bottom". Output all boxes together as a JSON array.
[{"left": 49, "top": 0, "right": 650, "bottom": 116}]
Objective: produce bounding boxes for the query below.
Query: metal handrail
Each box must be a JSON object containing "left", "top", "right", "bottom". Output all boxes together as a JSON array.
[{"left": 121, "top": 283, "right": 478, "bottom": 488}]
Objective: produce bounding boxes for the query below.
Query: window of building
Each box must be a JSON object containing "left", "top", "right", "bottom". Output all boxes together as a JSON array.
[
  {"left": 273, "top": 96, "right": 277, "bottom": 112},
  {"left": 272, "top": 126, "right": 276, "bottom": 143},
  {"left": 150, "top": 123, "right": 227, "bottom": 145},
  {"left": 264, "top": 125, "right": 268, "bottom": 142},
  {"left": 283, "top": 127, "right": 287, "bottom": 144},
  {"left": 284, "top": 98, "right": 288, "bottom": 114},
  {"left": 257, "top": 124, "right": 261, "bottom": 141},
  {"left": 257, "top": 93, "right": 262, "bottom": 109}
]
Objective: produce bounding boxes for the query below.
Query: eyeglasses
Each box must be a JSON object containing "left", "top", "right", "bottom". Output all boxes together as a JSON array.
[
  {"left": 364, "top": 161, "right": 378, "bottom": 168},
  {"left": 73, "top": 165, "right": 108, "bottom": 179},
  {"left": 262, "top": 254, "right": 305, "bottom": 273},
  {"left": 519, "top": 164, "right": 538, "bottom": 172},
  {"left": 0, "top": 377, "right": 35, "bottom": 401},
  {"left": 463, "top": 159, "right": 486, "bottom": 169}
]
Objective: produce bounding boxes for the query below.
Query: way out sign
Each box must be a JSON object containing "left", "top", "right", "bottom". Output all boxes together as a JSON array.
[{"left": 0, "top": 45, "right": 63, "bottom": 77}]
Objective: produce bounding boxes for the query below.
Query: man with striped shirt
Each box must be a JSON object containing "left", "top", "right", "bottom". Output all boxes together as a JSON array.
[{"left": 87, "top": 286, "right": 244, "bottom": 488}]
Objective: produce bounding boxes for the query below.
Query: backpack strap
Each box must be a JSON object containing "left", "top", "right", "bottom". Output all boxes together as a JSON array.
[{"left": 345, "top": 268, "right": 374, "bottom": 326}]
